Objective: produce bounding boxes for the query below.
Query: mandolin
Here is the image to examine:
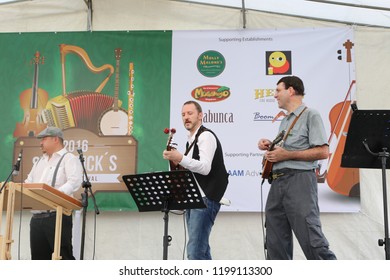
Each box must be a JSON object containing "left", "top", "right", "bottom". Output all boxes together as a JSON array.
[
  {"left": 14, "top": 51, "right": 48, "bottom": 137},
  {"left": 164, "top": 127, "right": 185, "bottom": 171},
  {"left": 261, "top": 130, "right": 286, "bottom": 179}
]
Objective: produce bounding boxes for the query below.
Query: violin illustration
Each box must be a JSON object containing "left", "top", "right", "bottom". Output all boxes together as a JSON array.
[
  {"left": 317, "top": 80, "right": 360, "bottom": 197},
  {"left": 14, "top": 51, "right": 48, "bottom": 137}
]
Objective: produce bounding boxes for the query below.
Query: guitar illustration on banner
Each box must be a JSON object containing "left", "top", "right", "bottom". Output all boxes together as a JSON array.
[
  {"left": 99, "top": 47, "right": 128, "bottom": 136},
  {"left": 261, "top": 130, "right": 286, "bottom": 181},
  {"left": 14, "top": 51, "right": 48, "bottom": 137}
]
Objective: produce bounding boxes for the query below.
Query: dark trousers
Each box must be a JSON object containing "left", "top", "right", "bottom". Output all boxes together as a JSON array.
[
  {"left": 265, "top": 169, "right": 337, "bottom": 260},
  {"left": 30, "top": 212, "right": 75, "bottom": 260}
]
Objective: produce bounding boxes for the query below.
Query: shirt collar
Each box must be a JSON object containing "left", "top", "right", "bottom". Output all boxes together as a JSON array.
[
  {"left": 289, "top": 103, "right": 306, "bottom": 118},
  {"left": 187, "top": 125, "right": 203, "bottom": 143},
  {"left": 43, "top": 147, "right": 67, "bottom": 159}
]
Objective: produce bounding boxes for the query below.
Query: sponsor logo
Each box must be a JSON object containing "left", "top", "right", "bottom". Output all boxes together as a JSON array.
[
  {"left": 266, "top": 51, "right": 292, "bottom": 75},
  {"left": 254, "top": 88, "right": 276, "bottom": 102},
  {"left": 192, "top": 85, "right": 230, "bottom": 102},
  {"left": 203, "top": 109, "right": 234, "bottom": 123},
  {"left": 197, "top": 50, "right": 226, "bottom": 77},
  {"left": 228, "top": 169, "right": 262, "bottom": 177},
  {"left": 253, "top": 113, "right": 275, "bottom": 121}
]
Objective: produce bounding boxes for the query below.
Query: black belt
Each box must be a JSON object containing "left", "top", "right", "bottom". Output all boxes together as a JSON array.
[
  {"left": 32, "top": 211, "right": 57, "bottom": 219},
  {"left": 271, "top": 168, "right": 314, "bottom": 180}
]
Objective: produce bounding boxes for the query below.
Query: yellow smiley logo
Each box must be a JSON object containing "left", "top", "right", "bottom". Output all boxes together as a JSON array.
[{"left": 269, "top": 51, "right": 287, "bottom": 68}]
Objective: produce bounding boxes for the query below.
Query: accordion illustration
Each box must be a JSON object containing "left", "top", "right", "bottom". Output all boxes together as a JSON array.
[{"left": 43, "top": 44, "right": 117, "bottom": 134}]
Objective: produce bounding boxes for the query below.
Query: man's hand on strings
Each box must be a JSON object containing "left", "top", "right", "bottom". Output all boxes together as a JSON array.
[
  {"left": 163, "top": 149, "right": 183, "bottom": 165},
  {"left": 265, "top": 146, "right": 289, "bottom": 163}
]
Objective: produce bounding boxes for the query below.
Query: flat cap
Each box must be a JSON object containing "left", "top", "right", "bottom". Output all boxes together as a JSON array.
[{"left": 36, "top": 126, "right": 64, "bottom": 139}]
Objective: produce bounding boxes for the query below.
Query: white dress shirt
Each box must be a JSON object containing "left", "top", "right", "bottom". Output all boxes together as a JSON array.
[
  {"left": 25, "top": 147, "right": 83, "bottom": 197},
  {"left": 180, "top": 127, "right": 217, "bottom": 176}
]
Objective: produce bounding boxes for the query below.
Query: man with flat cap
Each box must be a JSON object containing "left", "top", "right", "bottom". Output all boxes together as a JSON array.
[{"left": 25, "top": 126, "right": 82, "bottom": 260}]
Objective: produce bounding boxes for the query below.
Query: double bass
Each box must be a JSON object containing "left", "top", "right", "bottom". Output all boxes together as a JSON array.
[{"left": 319, "top": 80, "right": 360, "bottom": 197}]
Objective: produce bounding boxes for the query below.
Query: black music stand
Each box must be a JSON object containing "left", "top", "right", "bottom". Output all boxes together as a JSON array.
[
  {"left": 122, "top": 170, "right": 206, "bottom": 260},
  {"left": 341, "top": 109, "right": 390, "bottom": 260}
]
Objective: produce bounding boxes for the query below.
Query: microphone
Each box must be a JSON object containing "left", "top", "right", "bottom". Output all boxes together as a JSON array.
[
  {"left": 77, "top": 149, "right": 85, "bottom": 163},
  {"left": 13, "top": 149, "right": 23, "bottom": 176}
]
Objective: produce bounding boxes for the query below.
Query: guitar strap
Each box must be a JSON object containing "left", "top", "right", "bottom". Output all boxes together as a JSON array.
[
  {"left": 282, "top": 106, "right": 308, "bottom": 142},
  {"left": 267, "top": 106, "right": 307, "bottom": 184}
]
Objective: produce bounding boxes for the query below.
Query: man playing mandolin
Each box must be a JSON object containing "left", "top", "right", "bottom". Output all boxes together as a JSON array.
[
  {"left": 257, "top": 76, "right": 337, "bottom": 260},
  {"left": 163, "top": 100, "right": 229, "bottom": 260}
]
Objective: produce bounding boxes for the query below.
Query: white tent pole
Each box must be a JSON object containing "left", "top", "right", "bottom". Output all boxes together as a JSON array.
[{"left": 84, "top": 0, "right": 93, "bottom": 31}]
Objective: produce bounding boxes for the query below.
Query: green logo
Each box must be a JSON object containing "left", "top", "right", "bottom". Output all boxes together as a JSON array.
[{"left": 197, "top": 50, "right": 225, "bottom": 77}]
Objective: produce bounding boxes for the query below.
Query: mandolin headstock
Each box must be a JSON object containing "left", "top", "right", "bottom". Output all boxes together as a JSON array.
[{"left": 164, "top": 128, "right": 177, "bottom": 151}]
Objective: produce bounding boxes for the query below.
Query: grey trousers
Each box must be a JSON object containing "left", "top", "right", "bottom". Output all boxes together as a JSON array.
[{"left": 265, "top": 169, "right": 337, "bottom": 260}]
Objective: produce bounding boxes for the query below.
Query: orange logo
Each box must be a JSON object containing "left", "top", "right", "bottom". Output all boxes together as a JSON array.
[{"left": 191, "top": 85, "right": 230, "bottom": 102}]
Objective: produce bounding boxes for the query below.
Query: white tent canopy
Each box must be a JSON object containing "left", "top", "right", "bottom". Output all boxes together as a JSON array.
[
  {"left": 1, "top": 0, "right": 390, "bottom": 32},
  {"left": 184, "top": 0, "right": 390, "bottom": 28}
]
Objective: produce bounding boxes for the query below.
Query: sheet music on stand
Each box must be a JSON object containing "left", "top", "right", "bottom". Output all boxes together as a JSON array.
[
  {"left": 123, "top": 170, "right": 205, "bottom": 212},
  {"left": 123, "top": 170, "right": 206, "bottom": 260}
]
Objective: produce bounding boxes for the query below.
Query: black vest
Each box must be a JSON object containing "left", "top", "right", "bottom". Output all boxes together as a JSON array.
[{"left": 190, "top": 126, "right": 229, "bottom": 202}]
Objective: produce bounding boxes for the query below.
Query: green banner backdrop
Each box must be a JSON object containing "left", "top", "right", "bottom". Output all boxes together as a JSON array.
[{"left": 0, "top": 31, "right": 172, "bottom": 211}]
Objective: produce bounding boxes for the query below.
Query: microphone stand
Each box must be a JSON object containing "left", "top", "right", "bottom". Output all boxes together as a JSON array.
[
  {"left": 78, "top": 150, "right": 99, "bottom": 260},
  {"left": 0, "top": 159, "right": 20, "bottom": 194}
]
